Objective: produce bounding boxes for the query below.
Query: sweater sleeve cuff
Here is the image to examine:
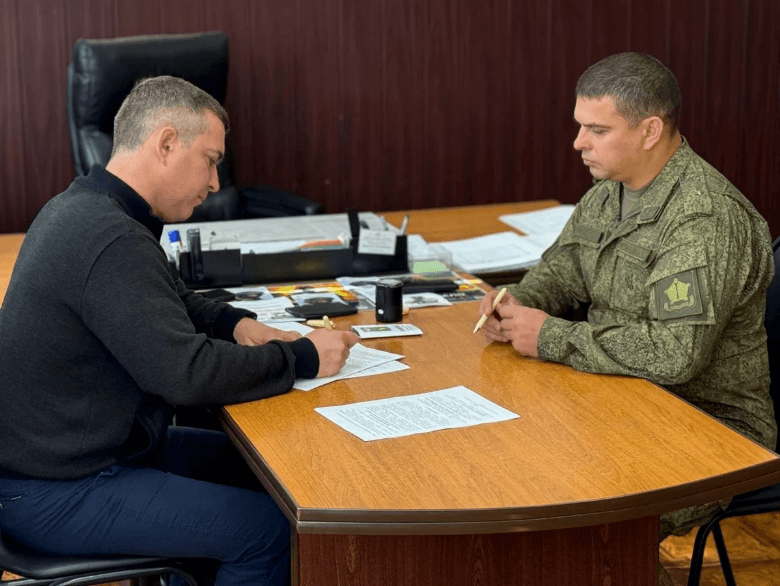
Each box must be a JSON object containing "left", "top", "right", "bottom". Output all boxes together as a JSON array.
[
  {"left": 288, "top": 338, "right": 319, "bottom": 379},
  {"left": 214, "top": 305, "right": 258, "bottom": 342},
  {"left": 537, "top": 316, "right": 574, "bottom": 363}
]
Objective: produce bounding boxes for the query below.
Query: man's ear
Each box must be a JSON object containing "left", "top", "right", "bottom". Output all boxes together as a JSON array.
[
  {"left": 156, "top": 125, "right": 179, "bottom": 163},
  {"left": 642, "top": 116, "right": 664, "bottom": 150}
]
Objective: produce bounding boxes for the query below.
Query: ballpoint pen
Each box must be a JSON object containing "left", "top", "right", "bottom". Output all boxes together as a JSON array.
[
  {"left": 398, "top": 215, "right": 410, "bottom": 235},
  {"left": 472, "top": 287, "right": 507, "bottom": 334}
]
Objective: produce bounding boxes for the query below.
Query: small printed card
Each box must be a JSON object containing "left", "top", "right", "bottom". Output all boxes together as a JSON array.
[
  {"left": 351, "top": 324, "right": 423, "bottom": 339},
  {"left": 357, "top": 229, "right": 397, "bottom": 256}
]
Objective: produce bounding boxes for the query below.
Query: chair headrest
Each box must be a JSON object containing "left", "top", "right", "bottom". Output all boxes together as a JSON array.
[{"left": 69, "top": 31, "right": 229, "bottom": 134}]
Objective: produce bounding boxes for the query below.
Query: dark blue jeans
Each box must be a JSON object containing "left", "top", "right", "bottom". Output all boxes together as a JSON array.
[{"left": 0, "top": 427, "right": 290, "bottom": 586}]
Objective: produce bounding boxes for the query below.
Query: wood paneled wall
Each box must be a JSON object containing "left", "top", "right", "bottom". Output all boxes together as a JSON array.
[{"left": 1, "top": 0, "right": 779, "bottom": 236}]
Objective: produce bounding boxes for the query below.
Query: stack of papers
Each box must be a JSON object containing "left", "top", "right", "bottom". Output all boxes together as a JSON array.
[
  {"left": 266, "top": 321, "right": 409, "bottom": 391},
  {"left": 434, "top": 205, "right": 575, "bottom": 274},
  {"left": 294, "top": 343, "right": 408, "bottom": 391},
  {"left": 435, "top": 231, "right": 545, "bottom": 273},
  {"left": 499, "top": 205, "right": 575, "bottom": 251}
]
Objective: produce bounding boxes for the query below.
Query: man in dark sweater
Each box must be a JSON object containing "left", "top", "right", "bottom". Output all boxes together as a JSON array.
[{"left": 0, "top": 76, "right": 357, "bottom": 586}]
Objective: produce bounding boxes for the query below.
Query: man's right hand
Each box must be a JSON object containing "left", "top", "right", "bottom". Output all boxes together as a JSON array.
[
  {"left": 305, "top": 329, "right": 360, "bottom": 377},
  {"left": 478, "top": 289, "right": 521, "bottom": 343}
]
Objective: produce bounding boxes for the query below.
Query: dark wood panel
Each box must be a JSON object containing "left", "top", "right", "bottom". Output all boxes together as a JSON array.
[
  {"left": 668, "top": 0, "right": 709, "bottom": 169},
  {"left": 113, "top": 1, "right": 161, "bottom": 36},
  {"left": 294, "top": 0, "right": 342, "bottom": 211},
  {"left": 230, "top": 2, "right": 301, "bottom": 194},
  {"left": 549, "top": 0, "right": 596, "bottom": 205},
  {"left": 506, "top": 0, "right": 554, "bottom": 206},
  {"left": 741, "top": 0, "right": 780, "bottom": 234},
  {"left": 340, "top": 0, "right": 385, "bottom": 211},
  {"left": 297, "top": 516, "right": 658, "bottom": 586},
  {"left": 17, "top": 1, "right": 72, "bottom": 221},
  {"left": 699, "top": 1, "right": 747, "bottom": 188},
  {"left": 160, "top": 0, "right": 209, "bottom": 33},
  {"left": 0, "top": 0, "right": 27, "bottom": 234},
  {"left": 2, "top": 0, "right": 780, "bottom": 237}
]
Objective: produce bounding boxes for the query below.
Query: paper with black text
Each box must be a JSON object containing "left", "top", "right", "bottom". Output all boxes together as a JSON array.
[{"left": 315, "top": 385, "right": 519, "bottom": 441}]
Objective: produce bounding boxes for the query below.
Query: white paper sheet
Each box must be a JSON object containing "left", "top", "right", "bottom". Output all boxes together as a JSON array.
[
  {"left": 293, "top": 344, "right": 404, "bottom": 391},
  {"left": 162, "top": 212, "right": 386, "bottom": 253},
  {"left": 315, "top": 385, "right": 519, "bottom": 441},
  {"left": 436, "top": 232, "right": 545, "bottom": 273},
  {"left": 499, "top": 205, "right": 575, "bottom": 251}
]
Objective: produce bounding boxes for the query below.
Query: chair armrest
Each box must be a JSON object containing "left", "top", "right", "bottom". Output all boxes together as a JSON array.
[{"left": 240, "top": 185, "right": 324, "bottom": 217}]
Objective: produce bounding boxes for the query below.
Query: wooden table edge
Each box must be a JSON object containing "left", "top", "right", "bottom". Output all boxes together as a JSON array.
[{"left": 221, "top": 409, "right": 780, "bottom": 535}]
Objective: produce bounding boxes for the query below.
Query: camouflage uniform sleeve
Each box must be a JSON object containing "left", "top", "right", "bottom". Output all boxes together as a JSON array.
[
  {"left": 506, "top": 204, "right": 592, "bottom": 317},
  {"left": 536, "top": 201, "right": 773, "bottom": 386}
]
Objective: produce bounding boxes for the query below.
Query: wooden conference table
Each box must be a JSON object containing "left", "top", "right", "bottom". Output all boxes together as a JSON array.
[
  {"left": 3, "top": 203, "right": 780, "bottom": 585},
  {"left": 217, "top": 203, "right": 780, "bottom": 585}
]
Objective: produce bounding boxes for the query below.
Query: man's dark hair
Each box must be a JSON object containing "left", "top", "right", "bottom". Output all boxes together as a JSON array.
[
  {"left": 112, "top": 76, "right": 229, "bottom": 157},
  {"left": 575, "top": 52, "right": 681, "bottom": 132}
]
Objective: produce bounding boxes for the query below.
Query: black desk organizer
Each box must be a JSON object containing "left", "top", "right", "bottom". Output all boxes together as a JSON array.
[{"left": 178, "top": 235, "right": 408, "bottom": 288}]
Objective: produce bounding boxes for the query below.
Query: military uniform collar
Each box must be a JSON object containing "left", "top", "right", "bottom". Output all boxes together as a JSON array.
[
  {"left": 598, "top": 138, "right": 693, "bottom": 225},
  {"left": 632, "top": 138, "right": 693, "bottom": 224}
]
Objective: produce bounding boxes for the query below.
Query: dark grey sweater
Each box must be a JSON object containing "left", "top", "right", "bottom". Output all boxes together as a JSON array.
[{"left": 0, "top": 166, "right": 318, "bottom": 479}]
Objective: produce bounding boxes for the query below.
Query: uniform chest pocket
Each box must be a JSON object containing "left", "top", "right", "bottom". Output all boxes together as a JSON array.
[{"left": 610, "top": 241, "right": 655, "bottom": 315}]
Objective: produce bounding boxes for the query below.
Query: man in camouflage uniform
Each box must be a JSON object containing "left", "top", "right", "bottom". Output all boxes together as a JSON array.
[{"left": 479, "top": 52, "right": 776, "bottom": 583}]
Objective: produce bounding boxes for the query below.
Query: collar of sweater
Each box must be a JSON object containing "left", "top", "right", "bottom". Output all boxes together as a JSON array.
[{"left": 76, "top": 164, "right": 165, "bottom": 240}]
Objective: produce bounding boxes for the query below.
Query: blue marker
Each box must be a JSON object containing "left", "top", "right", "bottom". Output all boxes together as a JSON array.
[{"left": 167, "top": 230, "right": 182, "bottom": 269}]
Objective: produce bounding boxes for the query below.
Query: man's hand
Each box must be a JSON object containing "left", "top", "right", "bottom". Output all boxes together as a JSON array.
[
  {"left": 492, "top": 304, "right": 550, "bottom": 357},
  {"left": 479, "top": 289, "right": 521, "bottom": 342},
  {"left": 305, "top": 329, "right": 360, "bottom": 377},
  {"left": 233, "top": 318, "right": 302, "bottom": 345}
]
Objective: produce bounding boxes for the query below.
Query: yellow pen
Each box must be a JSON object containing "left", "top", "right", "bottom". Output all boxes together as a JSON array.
[{"left": 472, "top": 287, "right": 507, "bottom": 334}]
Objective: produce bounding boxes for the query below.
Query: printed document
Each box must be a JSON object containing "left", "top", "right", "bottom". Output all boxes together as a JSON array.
[
  {"left": 315, "top": 385, "right": 519, "bottom": 441},
  {"left": 499, "top": 205, "right": 575, "bottom": 251},
  {"left": 294, "top": 344, "right": 405, "bottom": 391},
  {"left": 436, "top": 232, "right": 545, "bottom": 273}
]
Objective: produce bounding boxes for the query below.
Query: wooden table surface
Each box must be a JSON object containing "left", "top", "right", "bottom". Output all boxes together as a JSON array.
[
  {"left": 0, "top": 233, "right": 24, "bottom": 303},
  {"left": 222, "top": 300, "right": 780, "bottom": 535},
  {"left": 381, "top": 199, "right": 558, "bottom": 242}
]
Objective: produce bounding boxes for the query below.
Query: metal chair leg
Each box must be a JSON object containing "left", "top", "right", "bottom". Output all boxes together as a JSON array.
[
  {"left": 687, "top": 516, "right": 720, "bottom": 586},
  {"left": 711, "top": 522, "right": 737, "bottom": 586}
]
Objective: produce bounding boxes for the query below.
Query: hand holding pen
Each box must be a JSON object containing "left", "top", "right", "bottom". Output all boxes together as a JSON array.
[{"left": 473, "top": 287, "right": 507, "bottom": 334}]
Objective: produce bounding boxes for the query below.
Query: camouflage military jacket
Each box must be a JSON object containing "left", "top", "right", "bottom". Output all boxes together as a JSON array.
[{"left": 507, "top": 140, "right": 777, "bottom": 449}]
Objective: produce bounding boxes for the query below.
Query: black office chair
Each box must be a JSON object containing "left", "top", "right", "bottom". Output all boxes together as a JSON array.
[
  {"left": 686, "top": 235, "right": 780, "bottom": 586},
  {"left": 67, "top": 31, "right": 323, "bottom": 222},
  {"left": 0, "top": 528, "right": 200, "bottom": 586}
]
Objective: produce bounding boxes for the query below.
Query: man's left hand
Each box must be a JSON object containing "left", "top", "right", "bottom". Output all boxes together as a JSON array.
[
  {"left": 493, "top": 305, "right": 550, "bottom": 358},
  {"left": 233, "top": 317, "right": 301, "bottom": 345}
]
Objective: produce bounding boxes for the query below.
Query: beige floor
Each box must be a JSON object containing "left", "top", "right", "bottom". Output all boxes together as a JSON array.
[{"left": 661, "top": 512, "right": 780, "bottom": 585}]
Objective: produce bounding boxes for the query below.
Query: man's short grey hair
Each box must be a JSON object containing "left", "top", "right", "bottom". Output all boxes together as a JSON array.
[
  {"left": 575, "top": 52, "right": 681, "bottom": 132},
  {"left": 111, "top": 76, "right": 229, "bottom": 157}
]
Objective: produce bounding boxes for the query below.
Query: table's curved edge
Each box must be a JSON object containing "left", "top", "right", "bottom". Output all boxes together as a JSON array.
[{"left": 221, "top": 411, "right": 780, "bottom": 535}]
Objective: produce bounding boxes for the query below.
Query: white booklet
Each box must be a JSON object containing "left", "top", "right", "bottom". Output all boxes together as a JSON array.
[{"left": 351, "top": 324, "right": 423, "bottom": 339}]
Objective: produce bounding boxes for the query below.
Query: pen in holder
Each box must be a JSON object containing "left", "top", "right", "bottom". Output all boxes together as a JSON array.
[{"left": 187, "top": 229, "right": 204, "bottom": 281}]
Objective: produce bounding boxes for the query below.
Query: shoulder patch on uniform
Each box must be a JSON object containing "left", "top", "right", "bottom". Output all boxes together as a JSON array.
[{"left": 655, "top": 270, "right": 704, "bottom": 320}]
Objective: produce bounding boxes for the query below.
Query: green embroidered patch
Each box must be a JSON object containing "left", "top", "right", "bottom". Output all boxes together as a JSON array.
[{"left": 656, "top": 270, "right": 705, "bottom": 320}]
